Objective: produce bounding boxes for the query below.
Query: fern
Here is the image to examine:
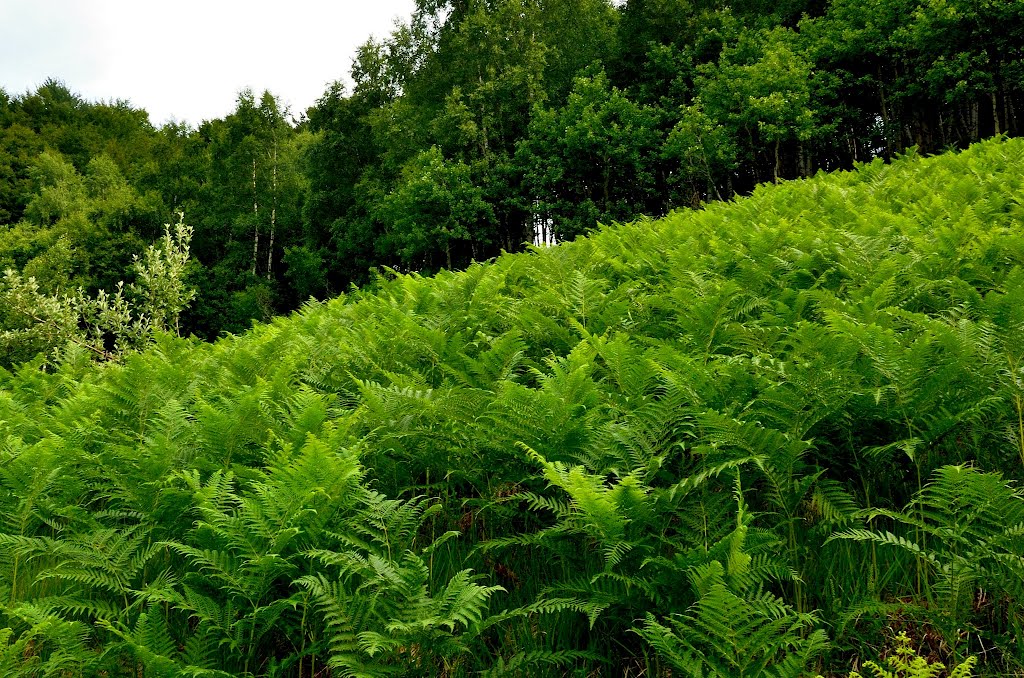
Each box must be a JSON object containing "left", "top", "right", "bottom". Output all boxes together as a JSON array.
[
  {"left": 299, "top": 542, "right": 502, "bottom": 674},
  {"left": 0, "top": 604, "right": 95, "bottom": 677},
  {"left": 821, "top": 632, "right": 977, "bottom": 678},
  {"left": 831, "top": 465, "right": 1024, "bottom": 659},
  {"left": 480, "top": 649, "right": 606, "bottom": 677},
  {"left": 3, "top": 138, "right": 1024, "bottom": 675},
  {"left": 637, "top": 549, "right": 828, "bottom": 678}
]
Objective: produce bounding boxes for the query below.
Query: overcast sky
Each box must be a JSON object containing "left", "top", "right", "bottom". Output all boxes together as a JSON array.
[{"left": 0, "top": 0, "right": 417, "bottom": 126}]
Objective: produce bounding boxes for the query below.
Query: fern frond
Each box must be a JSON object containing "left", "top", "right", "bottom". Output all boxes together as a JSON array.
[{"left": 480, "top": 649, "right": 606, "bottom": 677}]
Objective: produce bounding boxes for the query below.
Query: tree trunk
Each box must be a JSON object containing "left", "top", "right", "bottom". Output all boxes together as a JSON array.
[
  {"left": 773, "top": 139, "right": 781, "bottom": 183},
  {"left": 1003, "top": 84, "right": 1012, "bottom": 135},
  {"left": 251, "top": 157, "right": 259, "bottom": 276},
  {"left": 602, "top": 153, "right": 611, "bottom": 211},
  {"left": 797, "top": 142, "right": 810, "bottom": 178},
  {"left": 603, "top": 167, "right": 611, "bottom": 210},
  {"left": 477, "top": 73, "right": 490, "bottom": 157},
  {"left": 267, "top": 137, "right": 277, "bottom": 279},
  {"left": 1004, "top": 86, "right": 1011, "bottom": 135},
  {"left": 878, "top": 70, "right": 893, "bottom": 156},
  {"left": 699, "top": 144, "right": 723, "bottom": 201},
  {"left": 992, "top": 90, "right": 1001, "bottom": 136}
]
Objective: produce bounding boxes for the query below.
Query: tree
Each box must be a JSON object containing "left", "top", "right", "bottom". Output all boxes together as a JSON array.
[
  {"left": 302, "top": 83, "right": 382, "bottom": 292},
  {"left": 693, "top": 28, "right": 822, "bottom": 185},
  {"left": 518, "top": 69, "right": 661, "bottom": 239},
  {"left": 0, "top": 214, "right": 195, "bottom": 365},
  {"left": 373, "top": 146, "right": 494, "bottom": 271},
  {"left": 194, "top": 89, "right": 304, "bottom": 333},
  {"left": 663, "top": 100, "right": 738, "bottom": 205},
  {"left": 0, "top": 151, "right": 164, "bottom": 296},
  {"left": 0, "top": 120, "right": 44, "bottom": 226}
]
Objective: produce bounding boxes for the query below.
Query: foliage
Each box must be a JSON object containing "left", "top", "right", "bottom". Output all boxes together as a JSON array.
[
  {"left": 373, "top": 146, "right": 494, "bottom": 270},
  {"left": 3, "top": 139, "right": 1024, "bottom": 675},
  {"left": 0, "top": 214, "right": 195, "bottom": 363},
  {"left": 0, "top": 0, "right": 1021, "bottom": 670},
  {"left": 821, "top": 632, "right": 976, "bottom": 678},
  {"left": 517, "top": 68, "right": 661, "bottom": 239},
  {"left": 830, "top": 466, "right": 1024, "bottom": 659},
  {"left": 3, "top": 0, "right": 1023, "bottom": 339},
  {"left": 635, "top": 486, "right": 830, "bottom": 677}
]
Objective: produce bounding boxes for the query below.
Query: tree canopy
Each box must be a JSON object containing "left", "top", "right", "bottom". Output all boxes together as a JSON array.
[{"left": 0, "top": 0, "right": 1021, "bottom": 345}]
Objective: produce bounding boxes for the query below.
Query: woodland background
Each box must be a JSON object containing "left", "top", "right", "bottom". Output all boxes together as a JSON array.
[{"left": 1, "top": 0, "right": 1021, "bottom": 355}]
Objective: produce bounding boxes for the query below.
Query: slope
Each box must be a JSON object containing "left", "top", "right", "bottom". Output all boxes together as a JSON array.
[{"left": 2, "top": 138, "right": 1024, "bottom": 675}]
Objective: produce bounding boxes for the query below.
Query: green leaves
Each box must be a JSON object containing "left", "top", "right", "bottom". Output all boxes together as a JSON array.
[
  {"left": 833, "top": 466, "right": 1024, "bottom": 607},
  {"left": 0, "top": 213, "right": 197, "bottom": 363},
  {"left": 637, "top": 574, "right": 829, "bottom": 678},
  {"left": 3, "top": 138, "right": 1024, "bottom": 674},
  {"left": 373, "top": 146, "right": 495, "bottom": 271},
  {"left": 518, "top": 68, "right": 662, "bottom": 240}
]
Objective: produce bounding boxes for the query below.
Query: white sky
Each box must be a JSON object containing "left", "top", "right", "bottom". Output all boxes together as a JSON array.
[{"left": 0, "top": 0, "right": 417, "bottom": 127}]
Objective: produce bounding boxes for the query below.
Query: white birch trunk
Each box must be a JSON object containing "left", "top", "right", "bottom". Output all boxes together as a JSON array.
[
  {"left": 267, "top": 136, "right": 277, "bottom": 279},
  {"left": 251, "top": 157, "right": 260, "bottom": 276}
]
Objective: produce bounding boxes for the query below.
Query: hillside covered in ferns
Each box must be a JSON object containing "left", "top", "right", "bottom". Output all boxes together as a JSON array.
[{"left": 3, "top": 138, "right": 1024, "bottom": 675}]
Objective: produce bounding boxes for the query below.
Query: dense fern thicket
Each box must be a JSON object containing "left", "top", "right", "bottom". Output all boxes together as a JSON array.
[{"left": 3, "top": 138, "right": 1024, "bottom": 675}]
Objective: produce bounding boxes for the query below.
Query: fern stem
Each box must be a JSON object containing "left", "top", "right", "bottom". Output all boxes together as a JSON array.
[
  {"left": 9, "top": 555, "right": 18, "bottom": 604},
  {"left": 789, "top": 519, "right": 805, "bottom": 613},
  {"left": 916, "top": 458, "right": 925, "bottom": 600},
  {"left": 300, "top": 592, "right": 308, "bottom": 678},
  {"left": 1015, "top": 392, "right": 1024, "bottom": 468}
]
